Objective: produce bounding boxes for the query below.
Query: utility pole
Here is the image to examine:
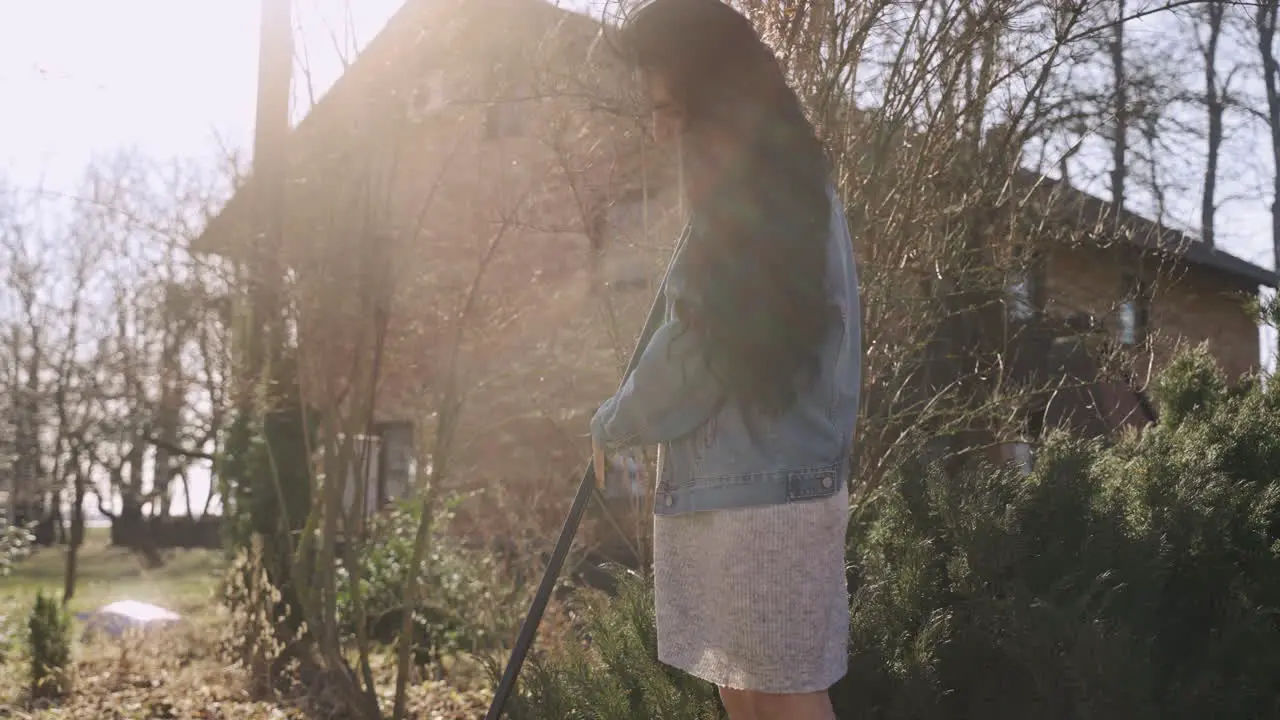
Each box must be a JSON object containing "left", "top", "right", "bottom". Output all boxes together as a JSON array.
[
  {"left": 233, "top": 0, "right": 293, "bottom": 558},
  {"left": 248, "top": 0, "right": 293, "bottom": 379}
]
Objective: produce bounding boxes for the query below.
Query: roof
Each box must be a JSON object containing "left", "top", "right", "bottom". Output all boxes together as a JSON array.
[
  {"left": 1028, "top": 172, "right": 1275, "bottom": 289},
  {"left": 197, "top": 0, "right": 1275, "bottom": 294},
  {"left": 193, "top": 0, "right": 604, "bottom": 256}
]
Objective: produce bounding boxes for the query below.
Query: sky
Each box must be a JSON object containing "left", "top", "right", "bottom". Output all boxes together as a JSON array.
[
  {"left": 0, "top": 1, "right": 1276, "bottom": 516},
  {"left": 0, "top": 1, "right": 406, "bottom": 185},
  {"left": 0, "top": 0, "right": 406, "bottom": 516}
]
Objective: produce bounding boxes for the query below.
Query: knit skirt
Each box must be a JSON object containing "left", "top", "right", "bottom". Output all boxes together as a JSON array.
[{"left": 652, "top": 486, "right": 850, "bottom": 694}]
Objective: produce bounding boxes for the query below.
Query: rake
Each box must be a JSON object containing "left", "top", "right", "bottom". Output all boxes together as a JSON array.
[{"left": 485, "top": 274, "right": 669, "bottom": 719}]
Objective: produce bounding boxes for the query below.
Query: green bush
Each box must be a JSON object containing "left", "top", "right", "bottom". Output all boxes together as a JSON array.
[
  {"left": 219, "top": 353, "right": 313, "bottom": 556},
  {"left": 836, "top": 439, "right": 1158, "bottom": 719},
  {"left": 27, "top": 590, "right": 71, "bottom": 700},
  {"left": 0, "top": 523, "right": 35, "bottom": 577},
  {"left": 508, "top": 347, "right": 1280, "bottom": 720},
  {"left": 337, "top": 494, "right": 526, "bottom": 663},
  {"left": 499, "top": 569, "right": 724, "bottom": 720}
]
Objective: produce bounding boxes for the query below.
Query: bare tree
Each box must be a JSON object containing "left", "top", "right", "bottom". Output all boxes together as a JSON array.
[
  {"left": 0, "top": 187, "right": 54, "bottom": 540},
  {"left": 50, "top": 190, "right": 108, "bottom": 601},
  {"left": 1257, "top": 1, "right": 1280, "bottom": 356},
  {"left": 0, "top": 150, "right": 237, "bottom": 585},
  {"left": 74, "top": 157, "right": 234, "bottom": 547},
  {"left": 710, "top": 0, "right": 1207, "bottom": 493},
  {"left": 1195, "top": 0, "right": 1231, "bottom": 246},
  {"left": 1110, "top": 0, "right": 1131, "bottom": 208}
]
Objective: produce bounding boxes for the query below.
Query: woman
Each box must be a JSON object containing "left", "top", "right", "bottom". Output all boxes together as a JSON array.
[{"left": 589, "top": 1, "right": 862, "bottom": 719}]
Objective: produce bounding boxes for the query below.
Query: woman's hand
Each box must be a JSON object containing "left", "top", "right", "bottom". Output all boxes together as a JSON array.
[{"left": 592, "top": 436, "right": 607, "bottom": 490}]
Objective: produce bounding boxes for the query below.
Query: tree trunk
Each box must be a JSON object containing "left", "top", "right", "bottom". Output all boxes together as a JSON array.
[
  {"left": 31, "top": 503, "right": 57, "bottom": 547},
  {"left": 153, "top": 286, "right": 184, "bottom": 519},
  {"left": 113, "top": 442, "right": 148, "bottom": 549},
  {"left": 63, "top": 459, "right": 86, "bottom": 604},
  {"left": 181, "top": 470, "right": 196, "bottom": 519},
  {"left": 1110, "top": 0, "right": 1128, "bottom": 210},
  {"left": 13, "top": 346, "right": 44, "bottom": 537},
  {"left": 1259, "top": 2, "right": 1280, "bottom": 355},
  {"left": 50, "top": 493, "right": 65, "bottom": 545},
  {"left": 115, "top": 499, "right": 145, "bottom": 547},
  {"left": 1202, "top": 1, "right": 1225, "bottom": 247},
  {"left": 202, "top": 453, "right": 219, "bottom": 518},
  {"left": 152, "top": 435, "right": 175, "bottom": 518}
]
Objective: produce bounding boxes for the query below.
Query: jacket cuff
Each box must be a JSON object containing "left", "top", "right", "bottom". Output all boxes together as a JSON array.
[{"left": 590, "top": 396, "right": 641, "bottom": 451}]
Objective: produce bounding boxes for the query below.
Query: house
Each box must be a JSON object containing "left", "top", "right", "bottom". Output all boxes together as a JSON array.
[
  {"left": 1027, "top": 173, "right": 1270, "bottom": 383},
  {"left": 983, "top": 171, "right": 1273, "bottom": 470},
  {"left": 196, "top": 0, "right": 679, "bottom": 545},
  {"left": 196, "top": 0, "right": 1273, "bottom": 544}
]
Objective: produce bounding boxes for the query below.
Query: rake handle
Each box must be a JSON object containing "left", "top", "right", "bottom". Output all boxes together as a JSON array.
[{"left": 486, "top": 281, "right": 669, "bottom": 719}]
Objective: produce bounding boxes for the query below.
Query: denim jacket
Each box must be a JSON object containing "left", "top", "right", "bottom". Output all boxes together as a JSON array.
[{"left": 590, "top": 188, "right": 862, "bottom": 516}]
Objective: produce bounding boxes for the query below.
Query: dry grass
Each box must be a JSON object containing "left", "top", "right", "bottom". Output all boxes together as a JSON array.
[
  {"left": 0, "top": 618, "right": 491, "bottom": 718},
  {"left": 0, "top": 531, "right": 494, "bottom": 718}
]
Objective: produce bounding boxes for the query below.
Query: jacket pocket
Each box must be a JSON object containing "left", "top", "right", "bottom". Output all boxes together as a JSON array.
[{"left": 786, "top": 468, "right": 841, "bottom": 502}]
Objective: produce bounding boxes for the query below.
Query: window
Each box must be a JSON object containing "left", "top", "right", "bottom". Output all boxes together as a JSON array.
[
  {"left": 601, "top": 452, "right": 648, "bottom": 500},
  {"left": 1001, "top": 407, "right": 1043, "bottom": 477},
  {"left": 1006, "top": 274, "right": 1035, "bottom": 320},
  {"left": 477, "top": 62, "right": 525, "bottom": 139},
  {"left": 483, "top": 103, "right": 520, "bottom": 138},
  {"left": 376, "top": 420, "right": 416, "bottom": 507},
  {"left": 1006, "top": 442, "right": 1035, "bottom": 477},
  {"left": 483, "top": 98, "right": 522, "bottom": 139},
  {"left": 1118, "top": 273, "right": 1149, "bottom": 346},
  {"left": 339, "top": 434, "right": 383, "bottom": 527},
  {"left": 586, "top": 207, "right": 607, "bottom": 253},
  {"left": 407, "top": 69, "right": 446, "bottom": 121},
  {"left": 1005, "top": 250, "right": 1037, "bottom": 320},
  {"left": 607, "top": 270, "right": 650, "bottom": 292},
  {"left": 596, "top": 190, "right": 658, "bottom": 292}
]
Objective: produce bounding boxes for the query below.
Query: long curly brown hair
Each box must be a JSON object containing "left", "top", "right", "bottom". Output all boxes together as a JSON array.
[{"left": 621, "top": 0, "right": 836, "bottom": 416}]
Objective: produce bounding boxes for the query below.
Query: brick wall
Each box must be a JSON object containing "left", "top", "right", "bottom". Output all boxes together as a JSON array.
[
  {"left": 190, "top": 0, "right": 678, "bottom": 543},
  {"left": 1153, "top": 264, "right": 1260, "bottom": 381},
  {"left": 1045, "top": 241, "right": 1261, "bottom": 382}
]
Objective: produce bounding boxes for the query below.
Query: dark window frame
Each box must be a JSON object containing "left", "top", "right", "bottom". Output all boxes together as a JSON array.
[
  {"left": 1118, "top": 272, "right": 1150, "bottom": 346},
  {"left": 483, "top": 100, "right": 522, "bottom": 139},
  {"left": 1004, "top": 244, "right": 1042, "bottom": 321}
]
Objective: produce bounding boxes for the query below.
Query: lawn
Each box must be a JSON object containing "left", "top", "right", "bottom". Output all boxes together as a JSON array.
[{"left": 1, "top": 528, "right": 222, "bottom": 615}]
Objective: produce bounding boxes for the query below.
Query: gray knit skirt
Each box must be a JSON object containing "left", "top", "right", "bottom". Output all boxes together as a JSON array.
[{"left": 652, "top": 486, "right": 850, "bottom": 694}]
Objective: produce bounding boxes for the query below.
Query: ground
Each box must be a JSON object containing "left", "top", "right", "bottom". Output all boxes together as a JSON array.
[{"left": 0, "top": 530, "right": 490, "bottom": 718}]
